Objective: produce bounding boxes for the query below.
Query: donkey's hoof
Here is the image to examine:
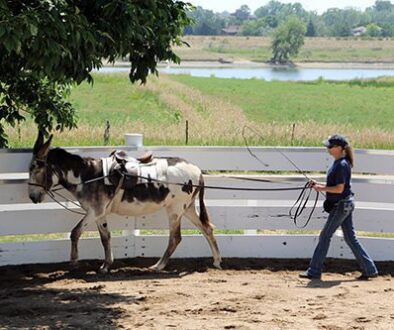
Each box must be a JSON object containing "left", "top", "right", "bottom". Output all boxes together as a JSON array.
[
  {"left": 149, "top": 264, "right": 166, "bottom": 272},
  {"left": 98, "top": 266, "right": 110, "bottom": 275},
  {"left": 213, "top": 261, "right": 222, "bottom": 269}
]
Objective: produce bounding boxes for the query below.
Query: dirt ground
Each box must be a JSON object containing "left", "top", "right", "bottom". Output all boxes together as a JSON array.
[{"left": 0, "top": 258, "right": 393, "bottom": 330}]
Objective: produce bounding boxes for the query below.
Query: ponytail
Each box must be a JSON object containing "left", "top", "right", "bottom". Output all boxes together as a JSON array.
[{"left": 344, "top": 145, "right": 354, "bottom": 168}]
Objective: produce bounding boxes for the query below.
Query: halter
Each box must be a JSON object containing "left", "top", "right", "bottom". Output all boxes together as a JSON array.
[
  {"left": 28, "top": 157, "right": 86, "bottom": 215},
  {"left": 27, "top": 157, "right": 56, "bottom": 193}
]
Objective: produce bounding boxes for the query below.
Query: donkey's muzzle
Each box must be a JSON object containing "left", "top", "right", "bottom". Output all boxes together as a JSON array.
[{"left": 29, "top": 192, "right": 44, "bottom": 204}]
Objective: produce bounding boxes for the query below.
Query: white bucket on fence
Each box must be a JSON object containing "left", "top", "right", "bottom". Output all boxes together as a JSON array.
[{"left": 124, "top": 133, "right": 143, "bottom": 147}]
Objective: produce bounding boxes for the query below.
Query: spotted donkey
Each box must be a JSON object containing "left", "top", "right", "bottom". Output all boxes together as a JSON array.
[{"left": 28, "top": 132, "right": 221, "bottom": 273}]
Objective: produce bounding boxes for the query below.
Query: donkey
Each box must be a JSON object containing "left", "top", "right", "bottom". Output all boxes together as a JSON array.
[{"left": 28, "top": 132, "right": 221, "bottom": 273}]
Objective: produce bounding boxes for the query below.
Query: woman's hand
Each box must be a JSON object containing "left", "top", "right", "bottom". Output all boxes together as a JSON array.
[
  {"left": 308, "top": 179, "right": 325, "bottom": 192},
  {"left": 308, "top": 179, "right": 317, "bottom": 188},
  {"left": 312, "top": 184, "right": 325, "bottom": 192}
]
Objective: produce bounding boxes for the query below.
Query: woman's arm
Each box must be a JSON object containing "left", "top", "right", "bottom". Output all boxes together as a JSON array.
[{"left": 310, "top": 181, "right": 345, "bottom": 194}]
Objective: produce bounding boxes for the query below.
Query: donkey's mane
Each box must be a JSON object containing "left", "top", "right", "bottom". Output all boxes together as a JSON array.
[
  {"left": 47, "top": 147, "right": 101, "bottom": 180},
  {"left": 48, "top": 148, "right": 83, "bottom": 166}
]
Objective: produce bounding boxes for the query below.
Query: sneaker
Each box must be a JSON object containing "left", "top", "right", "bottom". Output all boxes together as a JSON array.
[
  {"left": 356, "top": 273, "right": 378, "bottom": 281},
  {"left": 299, "top": 271, "right": 321, "bottom": 280}
]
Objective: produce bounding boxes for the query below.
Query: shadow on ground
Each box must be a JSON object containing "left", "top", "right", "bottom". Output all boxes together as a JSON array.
[
  {"left": 1, "top": 257, "right": 393, "bottom": 287},
  {"left": 0, "top": 258, "right": 392, "bottom": 329}
]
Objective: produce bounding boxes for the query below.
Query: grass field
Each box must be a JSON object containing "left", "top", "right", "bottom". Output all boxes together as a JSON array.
[
  {"left": 171, "top": 75, "right": 394, "bottom": 128},
  {"left": 175, "top": 36, "right": 394, "bottom": 63},
  {"left": 5, "top": 72, "right": 394, "bottom": 149},
  {"left": 71, "top": 74, "right": 176, "bottom": 126}
]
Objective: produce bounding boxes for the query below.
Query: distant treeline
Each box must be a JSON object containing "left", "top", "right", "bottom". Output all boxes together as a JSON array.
[{"left": 185, "top": 0, "right": 394, "bottom": 37}]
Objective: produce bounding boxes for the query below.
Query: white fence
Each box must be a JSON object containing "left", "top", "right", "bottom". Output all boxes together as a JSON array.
[{"left": 1, "top": 143, "right": 394, "bottom": 266}]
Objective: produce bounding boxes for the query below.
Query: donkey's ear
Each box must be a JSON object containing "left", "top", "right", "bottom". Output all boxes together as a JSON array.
[
  {"left": 33, "top": 131, "right": 44, "bottom": 154},
  {"left": 36, "top": 134, "right": 53, "bottom": 159}
]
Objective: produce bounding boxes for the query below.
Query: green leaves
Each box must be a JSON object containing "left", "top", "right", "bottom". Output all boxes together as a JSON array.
[
  {"left": 271, "top": 16, "right": 306, "bottom": 64},
  {"left": 0, "top": 0, "right": 192, "bottom": 147},
  {"left": 29, "top": 23, "right": 38, "bottom": 36}
]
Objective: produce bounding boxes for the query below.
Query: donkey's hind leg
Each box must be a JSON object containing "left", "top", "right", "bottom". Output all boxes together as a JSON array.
[
  {"left": 184, "top": 202, "right": 222, "bottom": 269},
  {"left": 96, "top": 216, "right": 113, "bottom": 274},
  {"left": 150, "top": 206, "right": 183, "bottom": 271}
]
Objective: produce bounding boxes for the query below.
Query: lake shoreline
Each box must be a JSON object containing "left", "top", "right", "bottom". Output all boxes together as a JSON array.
[
  {"left": 108, "top": 60, "right": 394, "bottom": 70},
  {"left": 164, "top": 60, "right": 394, "bottom": 70}
]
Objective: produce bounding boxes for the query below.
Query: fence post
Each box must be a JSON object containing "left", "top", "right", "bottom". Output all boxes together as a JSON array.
[
  {"left": 290, "top": 123, "right": 296, "bottom": 145},
  {"left": 244, "top": 200, "right": 257, "bottom": 236},
  {"left": 185, "top": 120, "right": 189, "bottom": 145},
  {"left": 103, "top": 121, "right": 110, "bottom": 145}
]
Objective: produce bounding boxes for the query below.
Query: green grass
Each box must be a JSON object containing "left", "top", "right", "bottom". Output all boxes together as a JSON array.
[
  {"left": 0, "top": 230, "right": 126, "bottom": 243},
  {"left": 2, "top": 230, "right": 392, "bottom": 243},
  {"left": 69, "top": 73, "right": 178, "bottom": 126},
  {"left": 139, "top": 229, "right": 244, "bottom": 236},
  {"left": 5, "top": 73, "right": 186, "bottom": 147},
  {"left": 0, "top": 232, "right": 97, "bottom": 243},
  {"left": 170, "top": 75, "right": 394, "bottom": 132},
  {"left": 6, "top": 73, "right": 394, "bottom": 149}
]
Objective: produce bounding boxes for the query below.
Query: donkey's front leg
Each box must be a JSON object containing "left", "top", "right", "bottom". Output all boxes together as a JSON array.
[
  {"left": 96, "top": 216, "right": 113, "bottom": 274},
  {"left": 70, "top": 213, "right": 94, "bottom": 268}
]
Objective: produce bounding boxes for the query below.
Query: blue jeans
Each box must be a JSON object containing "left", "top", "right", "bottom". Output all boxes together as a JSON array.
[{"left": 307, "top": 199, "right": 378, "bottom": 277}]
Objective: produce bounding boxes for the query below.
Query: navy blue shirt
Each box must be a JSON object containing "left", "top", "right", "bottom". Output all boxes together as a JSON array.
[{"left": 326, "top": 157, "right": 352, "bottom": 202}]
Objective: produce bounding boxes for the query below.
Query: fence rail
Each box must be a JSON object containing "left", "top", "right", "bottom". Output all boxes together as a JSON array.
[{"left": 1, "top": 142, "right": 394, "bottom": 266}]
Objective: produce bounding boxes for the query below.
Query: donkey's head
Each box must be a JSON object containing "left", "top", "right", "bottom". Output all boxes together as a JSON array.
[{"left": 28, "top": 131, "right": 53, "bottom": 203}]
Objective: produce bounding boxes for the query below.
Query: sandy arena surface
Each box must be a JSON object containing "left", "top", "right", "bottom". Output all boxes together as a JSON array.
[{"left": 0, "top": 258, "right": 393, "bottom": 330}]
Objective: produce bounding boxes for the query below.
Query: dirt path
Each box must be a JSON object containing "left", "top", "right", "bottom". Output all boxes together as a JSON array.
[{"left": 0, "top": 258, "right": 393, "bottom": 330}]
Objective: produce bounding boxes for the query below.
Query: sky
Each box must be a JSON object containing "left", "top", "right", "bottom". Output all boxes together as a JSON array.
[{"left": 189, "top": 0, "right": 379, "bottom": 14}]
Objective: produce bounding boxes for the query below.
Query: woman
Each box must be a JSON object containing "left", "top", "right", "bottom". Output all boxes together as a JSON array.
[{"left": 299, "top": 134, "right": 378, "bottom": 280}]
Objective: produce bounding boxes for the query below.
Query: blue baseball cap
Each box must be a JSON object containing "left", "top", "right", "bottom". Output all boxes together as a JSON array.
[{"left": 323, "top": 134, "right": 349, "bottom": 148}]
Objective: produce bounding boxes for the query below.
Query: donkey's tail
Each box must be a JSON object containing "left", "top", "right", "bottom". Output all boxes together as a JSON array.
[{"left": 198, "top": 175, "right": 211, "bottom": 227}]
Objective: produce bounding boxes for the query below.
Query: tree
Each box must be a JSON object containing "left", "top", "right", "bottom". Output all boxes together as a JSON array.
[
  {"left": 333, "top": 22, "right": 352, "bottom": 37},
  {"left": 233, "top": 5, "right": 251, "bottom": 21},
  {"left": 271, "top": 16, "right": 306, "bottom": 64},
  {"left": 306, "top": 19, "right": 316, "bottom": 36},
  {"left": 184, "top": 6, "right": 226, "bottom": 35},
  {"left": 241, "top": 18, "right": 270, "bottom": 36},
  {"left": 322, "top": 8, "right": 360, "bottom": 37},
  {"left": 366, "top": 2, "right": 394, "bottom": 29},
  {"left": 0, "top": 0, "right": 192, "bottom": 147},
  {"left": 374, "top": 0, "right": 393, "bottom": 11},
  {"left": 366, "top": 23, "right": 382, "bottom": 36},
  {"left": 380, "top": 22, "right": 394, "bottom": 36},
  {"left": 264, "top": 15, "right": 279, "bottom": 28},
  {"left": 255, "top": 1, "right": 284, "bottom": 18}
]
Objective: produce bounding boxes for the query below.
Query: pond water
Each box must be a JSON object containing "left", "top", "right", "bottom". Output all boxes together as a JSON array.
[{"left": 97, "top": 66, "right": 394, "bottom": 81}]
